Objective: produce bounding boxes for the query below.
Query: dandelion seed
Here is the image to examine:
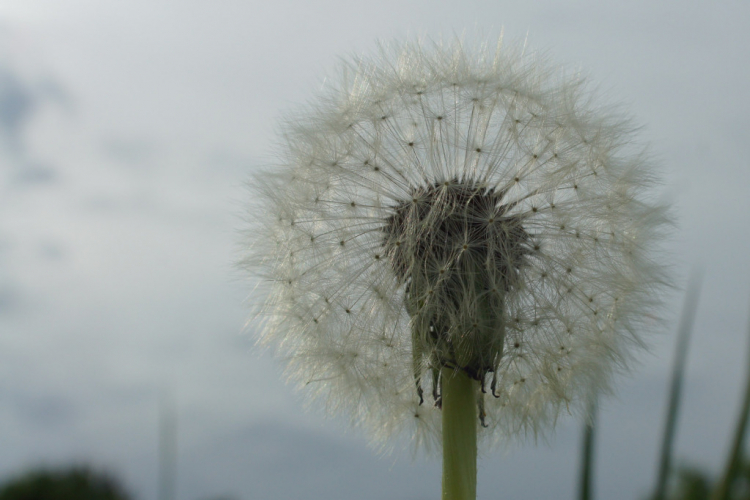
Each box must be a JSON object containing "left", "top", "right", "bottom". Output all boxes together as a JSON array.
[{"left": 241, "top": 36, "right": 670, "bottom": 499}]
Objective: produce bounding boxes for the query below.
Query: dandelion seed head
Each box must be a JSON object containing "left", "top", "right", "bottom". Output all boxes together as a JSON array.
[{"left": 242, "top": 37, "right": 671, "bottom": 452}]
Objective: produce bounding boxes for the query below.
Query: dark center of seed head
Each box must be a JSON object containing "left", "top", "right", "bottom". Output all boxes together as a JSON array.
[{"left": 382, "top": 179, "right": 531, "bottom": 388}]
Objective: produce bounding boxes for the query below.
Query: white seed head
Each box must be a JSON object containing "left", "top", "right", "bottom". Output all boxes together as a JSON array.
[{"left": 241, "top": 38, "right": 671, "bottom": 452}]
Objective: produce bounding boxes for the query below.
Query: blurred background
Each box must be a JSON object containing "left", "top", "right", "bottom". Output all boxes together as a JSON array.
[{"left": 0, "top": 1, "right": 748, "bottom": 499}]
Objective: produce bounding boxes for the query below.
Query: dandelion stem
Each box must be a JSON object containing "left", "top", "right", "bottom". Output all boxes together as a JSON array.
[{"left": 441, "top": 368, "right": 477, "bottom": 500}]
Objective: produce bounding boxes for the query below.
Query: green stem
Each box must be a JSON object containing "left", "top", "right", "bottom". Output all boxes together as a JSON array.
[{"left": 442, "top": 368, "right": 477, "bottom": 500}]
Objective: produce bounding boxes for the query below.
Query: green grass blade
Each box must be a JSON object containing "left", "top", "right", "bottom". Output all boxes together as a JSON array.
[
  {"left": 712, "top": 302, "right": 750, "bottom": 500},
  {"left": 653, "top": 270, "right": 703, "bottom": 500},
  {"left": 579, "top": 396, "right": 597, "bottom": 500}
]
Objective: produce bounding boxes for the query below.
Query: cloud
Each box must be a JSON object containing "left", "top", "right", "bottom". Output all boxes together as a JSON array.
[
  {"left": 0, "top": 284, "right": 21, "bottom": 315},
  {"left": 0, "top": 61, "right": 64, "bottom": 186},
  {"left": 0, "top": 389, "right": 77, "bottom": 429},
  {"left": 101, "top": 137, "right": 158, "bottom": 166},
  {"left": 180, "top": 421, "right": 439, "bottom": 500},
  {"left": 11, "top": 161, "right": 58, "bottom": 185},
  {"left": 0, "top": 66, "right": 36, "bottom": 151}
]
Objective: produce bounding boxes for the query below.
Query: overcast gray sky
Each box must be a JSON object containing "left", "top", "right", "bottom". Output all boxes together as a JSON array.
[{"left": 1, "top": 1, "right": 749, "bottom": 499}]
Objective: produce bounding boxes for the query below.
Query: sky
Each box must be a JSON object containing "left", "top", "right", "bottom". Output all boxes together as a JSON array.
[{"left": 0, "top": 1, "right": 749, "bottom": 499}]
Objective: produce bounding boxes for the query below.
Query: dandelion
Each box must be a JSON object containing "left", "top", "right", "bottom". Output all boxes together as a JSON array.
[{"left": 242, "top": 37, "right": 670, "bottom": 499}]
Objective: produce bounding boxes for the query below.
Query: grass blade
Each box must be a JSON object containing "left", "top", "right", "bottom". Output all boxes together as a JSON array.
[
  {"left": 653, "top": 270, "right": 703, "bottom": 500},
  {"left": 579, "top": 396, "right": 597, "bottom": 500},
  {"left": 712, "top": 302, "right": 750, "bottom": 500}
]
